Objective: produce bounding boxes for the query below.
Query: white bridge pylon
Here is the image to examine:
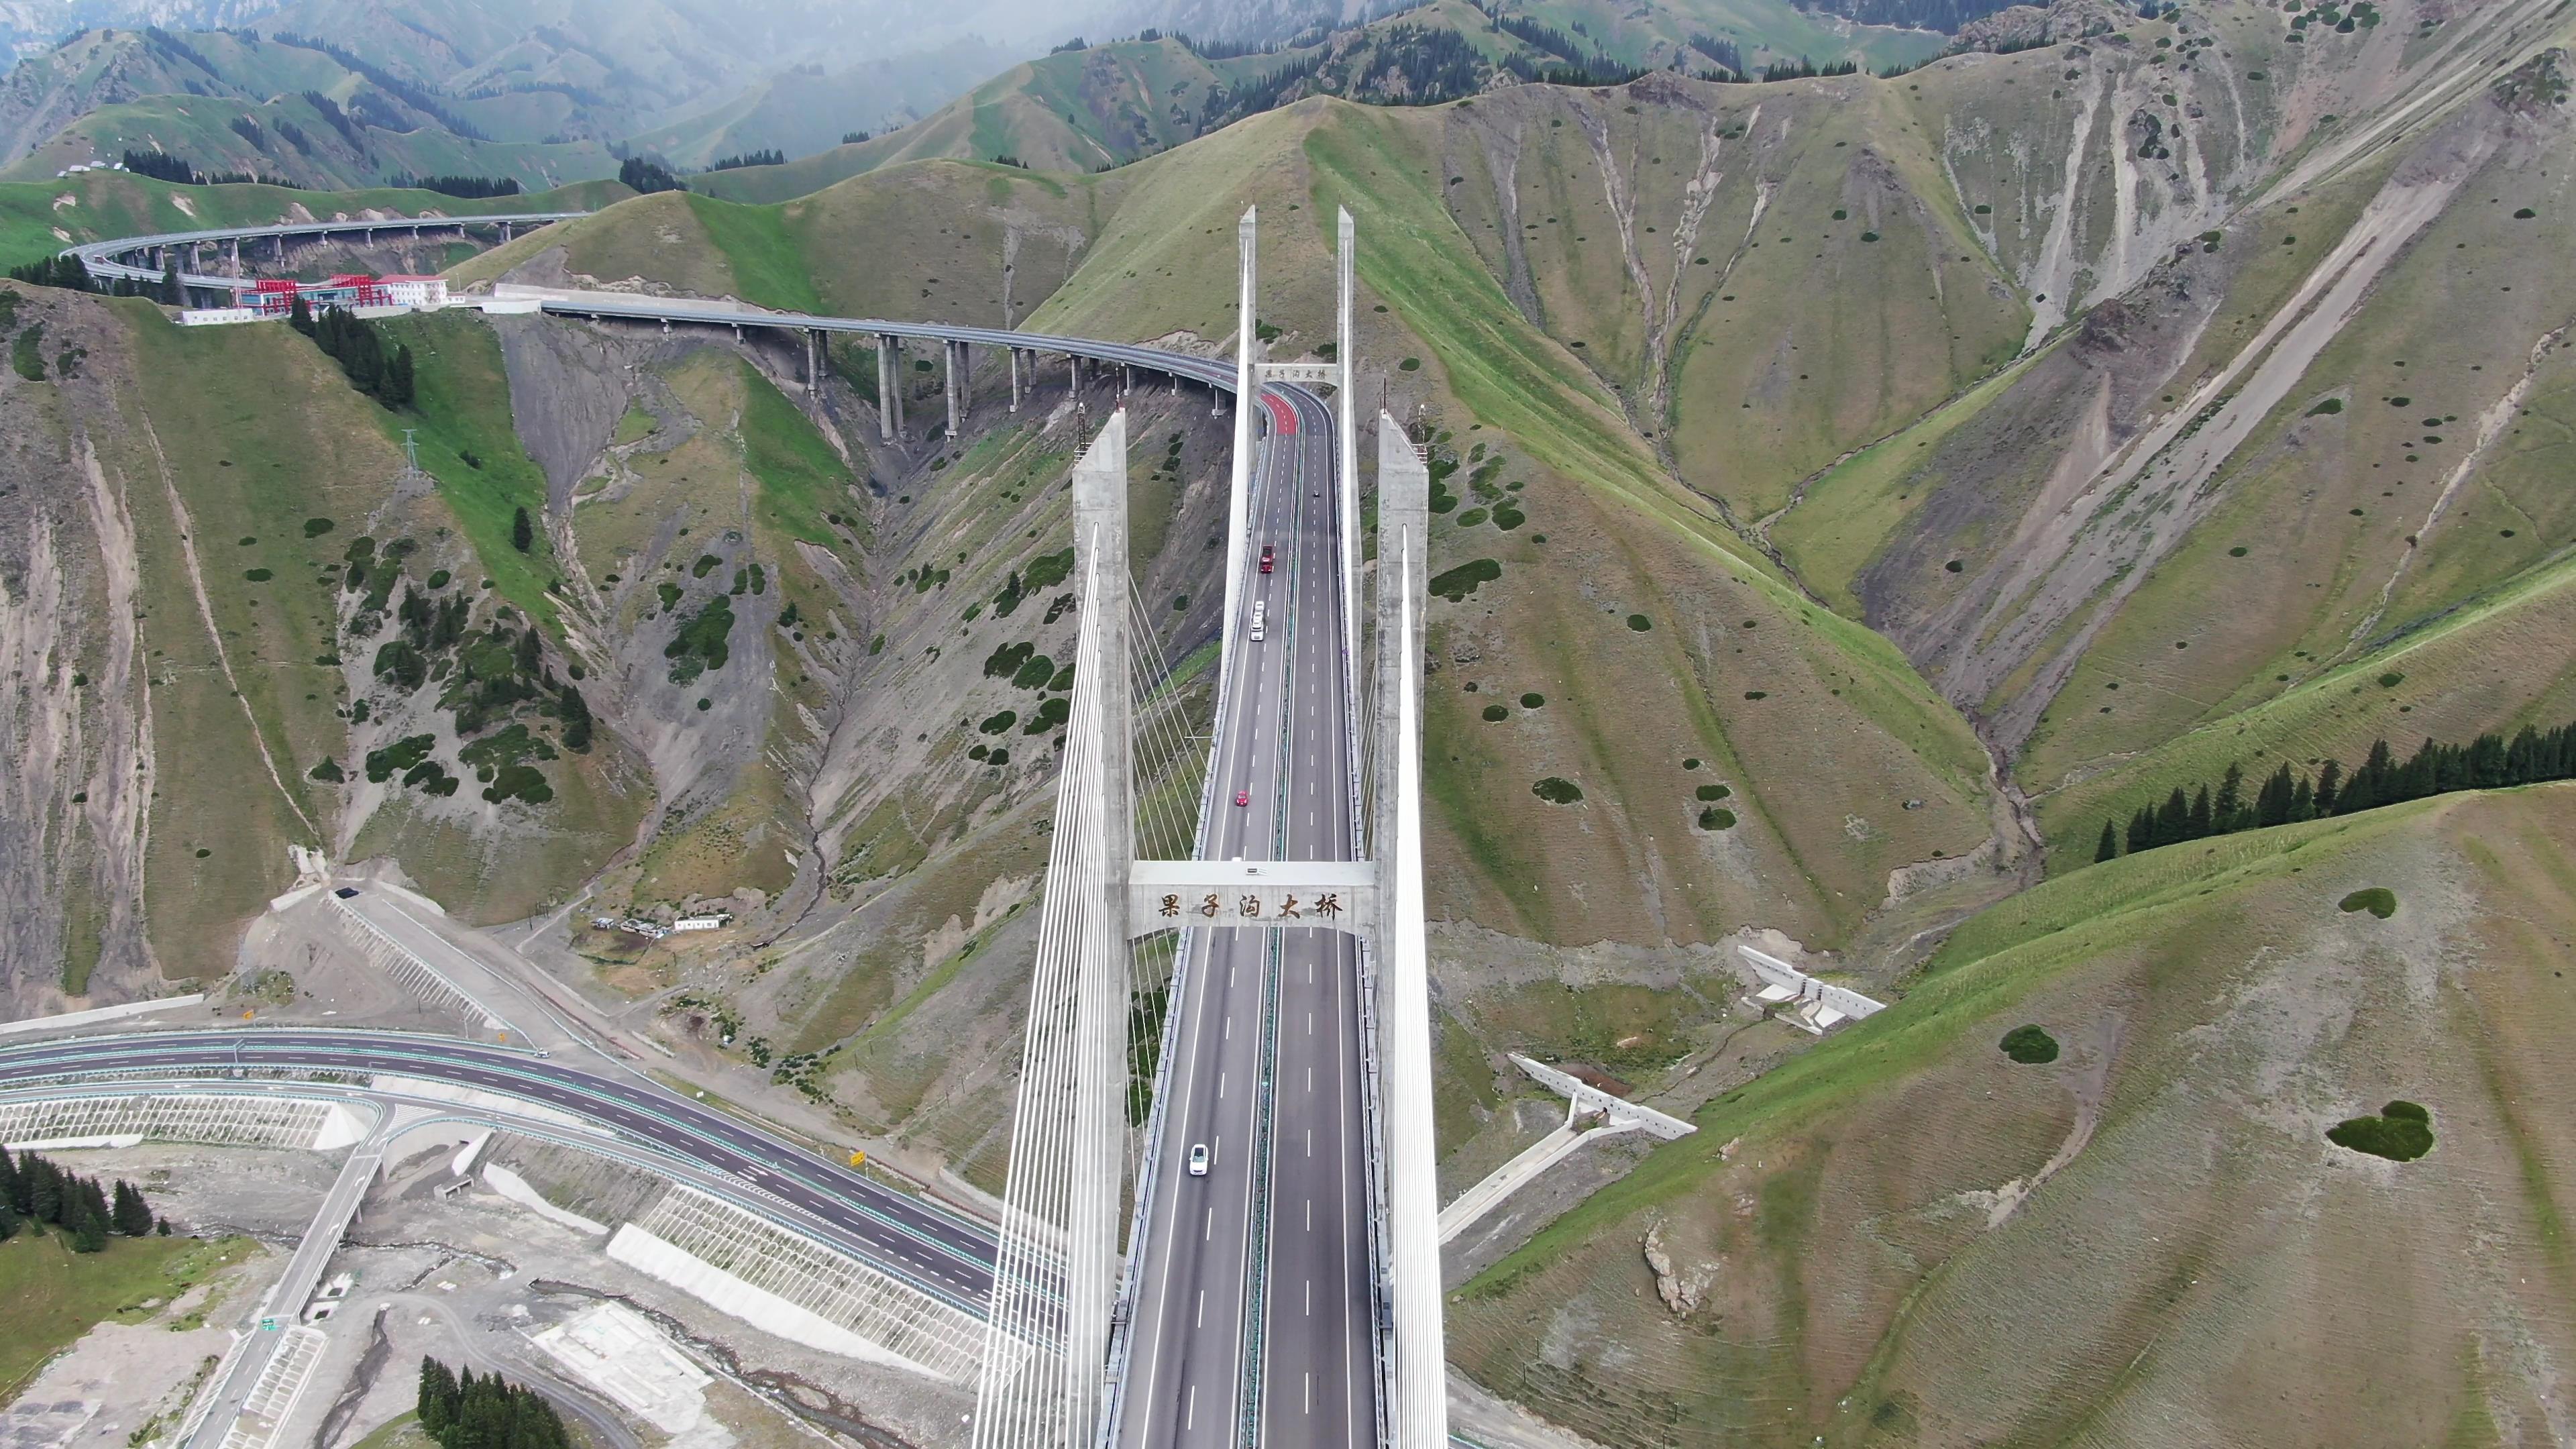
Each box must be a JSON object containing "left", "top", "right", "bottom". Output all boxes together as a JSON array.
[{"left": 970, "top": 210, "right": 1446, "bottom": 1449}]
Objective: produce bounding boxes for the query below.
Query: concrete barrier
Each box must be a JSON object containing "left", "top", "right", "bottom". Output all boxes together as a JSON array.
[{"left": 0, "top": 994, "right": 206, "bottom": 1036}]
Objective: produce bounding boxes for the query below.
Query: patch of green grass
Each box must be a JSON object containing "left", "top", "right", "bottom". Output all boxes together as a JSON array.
[
  {"left": 1532, "top": 776, "right": 1583, "bottom": 804},
  {"left": 735, "top": 360, "right": 860, "bottom": 550},
  {"left": 2339, "top": 886, "right": 2398, "bottom": 918},
  {"left": 684, "top": 194, "right": 824, "bottom": 313},
  {"left": 349, "top": 1411, "right": 427, "bottom": 1449},
  {"left": 0, "top": 1233, "right": 256, "bottom": 1402},
  {"left": 374, "top": 313, "right": 560, "bottom": 632},
  {"left": 1998, "top": 1023, "right": 2060, "bottom": 1063}
]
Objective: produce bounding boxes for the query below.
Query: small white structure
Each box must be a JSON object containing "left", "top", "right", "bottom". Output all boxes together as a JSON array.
[
  {"left": 671, "top": 915, "right": 729, "bottom": 932},
  {"left": 378, "top": 274, "right": 448, "bottom": 307},
  {"left": 1736, "top": 943, "right": 1886, "bottom": 1034},
  {"left": 180, "top": 307, "right": 261, "bottom": 326}
]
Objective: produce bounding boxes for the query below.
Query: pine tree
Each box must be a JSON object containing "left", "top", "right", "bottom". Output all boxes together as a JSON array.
[
  {"left": 2126, "top": 805, "right": 2153, "bottom": 855},
  {"left": 2314, "top": 759, "right": 2342, "bottom": 816},
  {"left": 288, "top": 291, "right": 314, "bottom": 335},
  {"left": 72, "top": 1214, "right": 106, "bottom": 1253},
  {"left": 28, "top": 1155, "right": 60, "bottom": 1224},
  {"left": 162, "top": 258, "right": 183, "bottom": 307},
  {"left": 111, "top": 1179, "right": 153, "bottom": 1236},
  {"left": 156, "top": 1216, "right": 172, "bottom": 1236},
  {"left": 2153, "top": 787, "right": 2190, "bottom": 848},
  {"left": 384, "top": 344, "right": 415, "bottom": 407},
  {"left": 2214, "top": 761, "right": 2245, "bottom": 830},
  {"left": 511, "top": 506, "right": 533, "bottom": 553},
  {"left": 2186, "top": 785, "right": 2213, "bottom": 840},
  {"left": 419, "top": 1356, "right": 460, "bottom": 1438},
  {"left": 2095, "top": 818, "right": 2118, "bottom": 863},
  {"left": 2255, "top": 763, "right": 2296, "bottom": 828}
]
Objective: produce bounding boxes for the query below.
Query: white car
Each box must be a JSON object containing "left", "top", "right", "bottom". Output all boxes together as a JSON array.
[
  {"left": 1187, "top": 1143, "right": 1210, "bottom": 1177},
  {"left": 1250, "top": 603, "right": 1267, "bottom": 642}
]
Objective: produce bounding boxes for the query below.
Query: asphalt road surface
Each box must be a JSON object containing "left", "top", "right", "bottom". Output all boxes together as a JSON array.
[
  {"left": 0, "top": 1030, "right": 999, "bottom": 1311},
  {"left": 1118, "top": 385, "right": 1377, "bottom": 1448}
]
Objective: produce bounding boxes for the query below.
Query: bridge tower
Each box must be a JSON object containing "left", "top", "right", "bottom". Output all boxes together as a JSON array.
[{"left": 969, "top": 211, "right": 1446, "bottom": 1449}]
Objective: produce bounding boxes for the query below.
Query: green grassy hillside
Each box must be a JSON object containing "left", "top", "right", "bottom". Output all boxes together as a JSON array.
[{"left": 1452, "top": 784, "right": 2576, "bottom": 1447}]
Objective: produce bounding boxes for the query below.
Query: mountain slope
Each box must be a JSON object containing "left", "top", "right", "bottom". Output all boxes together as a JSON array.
[{"left": 1450, "top": 784, "right": 2576, "bottom": 1447}]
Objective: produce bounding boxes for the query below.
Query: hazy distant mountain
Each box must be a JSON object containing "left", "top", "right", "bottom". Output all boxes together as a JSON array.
[{"left": 0, "top": 0, "right": 280, "bottom": 60}]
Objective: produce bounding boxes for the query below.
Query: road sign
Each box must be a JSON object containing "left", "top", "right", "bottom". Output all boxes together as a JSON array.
[
  {"left": 847, "top": 1150, "right": 866, "bottom": 1167},
  {"left": 258, "top": 1317, "right": 279, "bottom": 1332}
]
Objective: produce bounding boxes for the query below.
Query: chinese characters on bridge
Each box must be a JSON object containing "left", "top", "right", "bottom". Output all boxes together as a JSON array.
[{"left": 1159, "top": 892, "right": 1342, "bottom": 920}]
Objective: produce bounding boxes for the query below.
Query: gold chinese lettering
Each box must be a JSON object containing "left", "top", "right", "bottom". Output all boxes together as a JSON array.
[
  {"left": 1315, "top": 893, "right": 1342, "bottom": 917},
  {"left": 1279, "top": 895, "right": 1301, "bottom": 919},
  {"left": 1199, "top": 894, "right": 1222, "bottom": 918},
  {"left": 1159, "top": 894, "right": 1181, "bottom": 918},
  {"left": 1239, "top": 895, "right": 1263, "bottom": 918}
]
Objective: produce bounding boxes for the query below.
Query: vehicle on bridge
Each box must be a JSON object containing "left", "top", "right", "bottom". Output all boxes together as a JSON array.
[
  {"left": 1187, "top": 1143, "right": 1210, "bottom": 1177},
  {"left": 1251, "top": 602, "right": 1267, "bottom": 642},
  {"left": 1260, "top": 543, "right": 1275, "bottom": 574}
]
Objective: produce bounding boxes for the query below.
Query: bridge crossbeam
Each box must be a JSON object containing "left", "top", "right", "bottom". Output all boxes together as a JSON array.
[{"left": 1124, "top": 859, "right": 1377, "bottom": 941}]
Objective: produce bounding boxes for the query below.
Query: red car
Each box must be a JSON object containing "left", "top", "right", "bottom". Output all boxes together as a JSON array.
[
  {"left": 1235, "top": 789, "right": 1251, "bottom": 807},
  {"left": 1259, "top": 545, "right": 1275, "bottom": 574}
]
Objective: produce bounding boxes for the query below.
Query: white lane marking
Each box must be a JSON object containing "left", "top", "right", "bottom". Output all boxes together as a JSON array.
[
  {"left": 1307, "top": 1127, "right": 1313, "bottom": 1157},
  {"left": 1306, "top": 1371, "right": 1313, "bottom": 1415},
  {"left": 1307, "top": 1065, "right": 1313, "bottom": 1092},
  {"left": 1187, "top": 1386, "right": 1197, "bottom": 1432},
  {"left": 1205, "top": 1208, "right": 1212, "bottom": 1242},
  {"left": 1220, "top": 1071, "right": 1227, "bottom": 1099},
  {"left": 1197, "top": 1289, "right": 1205, "bottom": 1328},
  {"left": 1226, "top": 1017, "right": 1232, "bottom": 1040},
  {"left": 1305, "top": 1198, "right": 1312, "bottom": 1230}
]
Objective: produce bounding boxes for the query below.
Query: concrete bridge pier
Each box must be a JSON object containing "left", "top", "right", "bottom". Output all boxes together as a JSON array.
[
  {"left": 1007, "top": 347, "right": 1022, "bottom": 411},
  {"left": 500, "top": 221, "right": 514, "bottom": 244},
  {"left": 944, "top": 339, "right": 967, "bottom": 437},
  {"left": 878, "top": 335, "right": 905, "bottom": 439},
  {"left": 1069, "top": 354, "right": 1083, "bottom": 394},
  {"left": 804, "top": 329, "right": 822, "bottom": 392}
]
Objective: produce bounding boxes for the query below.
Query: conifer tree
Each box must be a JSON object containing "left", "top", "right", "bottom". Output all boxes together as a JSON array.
[
  {"left": 511, "top": 506, "right": 533, "bottom": 553},
  {"left": 112, "top": 1179, "right": 153, "bottom": 1236},
  {"left": 2095, "top": 818, "right": 2118, "bottom": 863}
]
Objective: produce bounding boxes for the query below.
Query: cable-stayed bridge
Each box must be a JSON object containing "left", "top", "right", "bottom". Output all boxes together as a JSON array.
[
  {"left": 969, "top": 209, "right": 1444, "bottom": 1449},
  {"left": 50, "top": 205, "right": 1445, "bottom": 1449}
]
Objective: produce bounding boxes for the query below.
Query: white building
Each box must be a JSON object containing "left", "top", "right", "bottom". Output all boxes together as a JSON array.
[{"left": 378, "top": 274, "right": 449, "bottom": 308}]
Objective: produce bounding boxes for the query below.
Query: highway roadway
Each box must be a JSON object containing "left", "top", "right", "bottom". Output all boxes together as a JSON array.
[
  {"left": 1118, "top": 386, "right": 1377, "bottom": 1447},
  {"left": 62, "top": 215, "right": 1238, "bottom": 395},
  {"left": 0, "top": 1030, "right": 999, "bottom": 1311}
]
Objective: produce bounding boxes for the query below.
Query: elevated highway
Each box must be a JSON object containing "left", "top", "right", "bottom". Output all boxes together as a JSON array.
[{"left": 0, "top": 1030, "right": 999, "bottom": 1311}]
